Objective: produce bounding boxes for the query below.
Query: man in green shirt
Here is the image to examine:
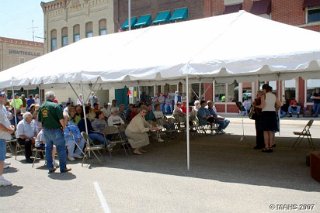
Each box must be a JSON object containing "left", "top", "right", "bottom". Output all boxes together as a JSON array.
[
  {"left": 38, "top": 91, "right": 71, "bottom": 173},
  {"left": 10, "top": 93, "right": 23, "bottom": 110}
]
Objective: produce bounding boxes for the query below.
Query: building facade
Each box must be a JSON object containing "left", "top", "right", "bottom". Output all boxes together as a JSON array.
[
  {"left": 0, "top": 37, "right": 44, "bottom": 72},
  {"left": 41, "top": 0, "right": 114, "bottom": 53},
  {"left": 41, "top": 0, "right": 320, "bottom": 112}
]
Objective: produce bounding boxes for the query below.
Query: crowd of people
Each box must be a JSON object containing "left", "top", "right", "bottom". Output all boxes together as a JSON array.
[{"left": 8, "top": 85, "right": 320, "bottom": 185}]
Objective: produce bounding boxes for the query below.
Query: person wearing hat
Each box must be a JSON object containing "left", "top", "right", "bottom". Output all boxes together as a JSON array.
[
  {"left": 38, "top": 91, "right": 71, "bottom": 173},
  {"left": 0, "top": 91, "right": 15, "bottom": 186},
  {"left": 10, "top": 93, "right": 23, "bottom": 110}
]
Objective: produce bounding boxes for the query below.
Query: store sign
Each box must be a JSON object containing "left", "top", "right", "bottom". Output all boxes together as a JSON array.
[{"left": 8, "top": 49, "right": 41, "bottom": 56}]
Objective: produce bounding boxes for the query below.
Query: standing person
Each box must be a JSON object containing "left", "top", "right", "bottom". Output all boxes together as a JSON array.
[
  {"left": 26, "top": 94, "right": 35, "bottom": 110},
  {"left": 77, "top": 94, "right": 84, "bottom": 106},
  {"left": 10, "top": 93, "right": 23, "bottom": 110},
  {"left": 252, "top": 91, "right": 265, "bottom": 149},
  {"left": 311, "top": 88, "right": 320, "bottom": 117},
  {"left": 34, "top": 94, "right": 41, "bottom": 105},
  {"left": 38, "top": 91, "right": 71, "bottom": 173},
  {"left": 258, "top": 84, "right": 281, "bottom": 153},
  {"left": 0, "top": 91, "right": 15, "bottom": 186}
]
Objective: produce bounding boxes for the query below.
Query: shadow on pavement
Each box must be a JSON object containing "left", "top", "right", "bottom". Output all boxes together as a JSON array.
[
  {"left": 48, "top": 172, "right": 76, "bottom": 181},
  {"left": 104, "top": 133, "right": 320, "bottom": 192},
  {"left": 3, "top": 167, "right": 18, "bottom": 174},
  {"left": 0, "top": 185, "right": 23, "bottom": 197}
]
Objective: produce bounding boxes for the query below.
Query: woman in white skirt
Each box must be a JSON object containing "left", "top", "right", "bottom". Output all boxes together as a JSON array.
[{"left": 125, "top": 105, "right": 159, "bottom": 155}]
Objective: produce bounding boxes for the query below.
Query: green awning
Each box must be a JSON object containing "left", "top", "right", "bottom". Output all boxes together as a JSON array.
[
  {"left": 134, "top": 14, "right": 152, "bottom": 28},
  {"left": 121, "top": 17, "right": 137, "bottom": 30},
  {"left": 169, "top": 7, "right": 188, "bottom": 22},
  {"left": 152, "top": 10, "right": 171, "bottom": 25}
]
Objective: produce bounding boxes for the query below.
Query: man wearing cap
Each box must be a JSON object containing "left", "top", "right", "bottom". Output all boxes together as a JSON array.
[
  {"left": 38, "top": 91, "right": 71, "bottom": 173},
  {"left": 10, "top": 93, "right": 23, "bottom": 110},
  {"left": 0, "top": 91, "right": 15, "bottom": 186}
]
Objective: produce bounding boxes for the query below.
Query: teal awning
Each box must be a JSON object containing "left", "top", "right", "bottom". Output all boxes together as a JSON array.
[
  {"left": 134, "top": 14, "right": 152, "bottom": 28},
  {"left": 121, "top": 17, "right": 137, "bottom": 30},
  {"left": 169, "top": 7, "right": 188, "bottom": 22},
  {"left": 152, "top": 10, "right": 171, "bottom": 25}
]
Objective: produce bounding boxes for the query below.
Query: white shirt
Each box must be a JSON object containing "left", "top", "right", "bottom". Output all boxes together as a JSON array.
[
  {"left": 16, "top": 119, "right": 37, "bottom": 139},
  {"left": 0, "top": 105, "right": 12, "bottom": 140},
  {"left": 35, "top": 129, "right": 45, "bottom": 147},
  {"left": 263, "top": 92, "right": 276, "bottom": 112},
  {"left": 34, "top": 98, "right": 40, "bottom": 105},
  {"left": 108, "top": 115, "right": 124, "bottom": 126},
  {"left": 153, "top": 110, "right": 164, "bottom": 119}
]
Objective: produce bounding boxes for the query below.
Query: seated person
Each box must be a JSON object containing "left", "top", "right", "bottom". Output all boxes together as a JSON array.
[
  {"left": 280, "top": 99, "right": 289, "bottom": 118},
  {"left": 78, "top": 116, "right": 108, "bottom": 146},
  {"left": 125, "top": 105, "right": 159, "bottom": 155},
  {"left": 197, "top": 100, "right": 215, "bottom": 126},
  {"left": 35, "top": 129, "right": 58, "bottom": 167},
  {"left": 288, "top": 99, "right": 301, "bottom": 117},
  {"left": 172, "top": 102, "right": 186, "bottom": 124},
  {"left": 144, "top": 104, "right": 155, "bottom": 122},
  {"left": 153, "top": 103, "right": 175, "bottom": 131},
  {"left": 64, "top": 114, "right": 85, "bottom": 161},
  {"left": 91, "top": 111, "right": 108, "bottom": 134},
  {"left": 118, "top": 104, "right": 127, "bottom": 123},
  {"left": 207, "top": 100, "right": 230, "bottom": 133},
  {"left": 107, "top": 107, "right": 125, "bottom": 126},
  {"left": 16, "top": 112, "right": 37, "bottom": 163}
]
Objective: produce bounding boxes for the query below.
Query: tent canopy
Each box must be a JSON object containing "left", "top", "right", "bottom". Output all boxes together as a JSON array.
[{"left": 1, "top": 10, "right": 320, "bottom": 89}]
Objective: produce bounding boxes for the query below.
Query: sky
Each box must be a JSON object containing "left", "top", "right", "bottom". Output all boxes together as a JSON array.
[{"left": 0, "top": 0, "right": 51, "bottom": 42}]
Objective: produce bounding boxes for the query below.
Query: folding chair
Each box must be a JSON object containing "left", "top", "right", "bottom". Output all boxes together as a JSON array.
[
  {"left": 32, "top": 147, "right": 45, "bottom": 168},
  {"left": 15, "top": 141, "right": 25, "bottom": 160},
  {"left": 104, "top": 125, "right": 130, "bottom": 155},
  {"left": 81, "top": 132, "right": 105, "bottom": 167},
  {"left": 292, "top": 119, "right": 315, "bottom": 149}
]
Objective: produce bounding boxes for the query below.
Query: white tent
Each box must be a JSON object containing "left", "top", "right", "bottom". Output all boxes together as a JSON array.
[
  {"left": 1, "top": 10, "right": 320, "bottom": 89},
  {"left": 1, "top": 11, "right": 320, "bottom": 169}
]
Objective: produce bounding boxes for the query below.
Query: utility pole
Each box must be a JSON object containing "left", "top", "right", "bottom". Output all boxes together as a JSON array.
[{"left": 128, "top": 0, "right": 131, "bottom": 30}]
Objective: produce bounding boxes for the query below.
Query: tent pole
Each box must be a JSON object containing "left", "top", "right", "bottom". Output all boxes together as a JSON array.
[
  {"left": 186, "top": 75, "right": 190, "bottom": 171},
  {"left": 80, "top": 83, "right": 89, "bottom": 136},
  {"left": 11, "top": 78, "right": 17, "bottom": 126},
  {"left": 68, "top": 82, "right": 82, "bottom": 105},
  {"left": 128, "top": 0, "right": 131, "bottom": 31}
]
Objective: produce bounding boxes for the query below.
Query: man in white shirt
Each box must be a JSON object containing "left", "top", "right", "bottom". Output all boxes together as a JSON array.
[
  {"left": 16, "top": 112, "right": 37, "bottom": 163},
  {"left": 0, "top": 91, "right": 15, "bottom": 186}
]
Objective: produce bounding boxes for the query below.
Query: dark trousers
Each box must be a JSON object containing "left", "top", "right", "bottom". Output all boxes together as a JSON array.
[
  {"left": 255, "top": 116, "right": 264, "bottom": 148},
  {"left": 18, "top": 138, "right": 33, "bottom": 159}
]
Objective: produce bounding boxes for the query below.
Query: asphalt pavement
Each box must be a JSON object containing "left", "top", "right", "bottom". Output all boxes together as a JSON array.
[{"left": 1, "top": 116, "right": 319, "bottom": 213}]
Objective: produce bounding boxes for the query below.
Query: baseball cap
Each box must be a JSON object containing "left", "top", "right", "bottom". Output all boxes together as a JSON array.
[{"left": 0, "top": 91, "right": 6, "bottom": 97}]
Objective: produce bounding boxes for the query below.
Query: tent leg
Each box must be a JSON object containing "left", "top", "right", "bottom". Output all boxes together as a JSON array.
[{"left": 186, "top": 75, "right": 190, "bottom": 171}]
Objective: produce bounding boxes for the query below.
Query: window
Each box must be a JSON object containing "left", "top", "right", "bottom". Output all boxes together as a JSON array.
[
  {"left": 306, "top": 79, "right": 320, "bottom": 102},
  {"left": 228, "top": 81, "right": 239, "bottom": 102},
  {"left": 99, "top": 19, "right": 107, "bottom": 35},
  {"left": 86, "top": 22, "right": 93, "bottom": 38},
  {"left": 307, "top": 8, "right": 320, "bottom": 23},
  {"left": 50, "top": 29, "right": 57, "bottom": 51},
  {"left": 73, "top": 24, "right": 80, "bottom": 42},
  {"left": 215, "top": 83, "right": 226, "bottom": 102},
  {"left": 284, "top": 79, "right": 296, "bottom": 100},
  {"left": 191, "top": 83, "right": 204, "bottom": 102},
  {"left": 61, "top": 27, "right": 68, "bottom": 47}
]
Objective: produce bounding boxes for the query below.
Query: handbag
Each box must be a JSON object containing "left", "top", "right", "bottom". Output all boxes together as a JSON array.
[{"left": 248, "top": 106, "right": 256, "bottom": 120}]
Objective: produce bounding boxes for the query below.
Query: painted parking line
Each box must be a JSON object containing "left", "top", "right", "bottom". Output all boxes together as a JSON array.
[{"left": 94, "top": 181, "right": 111, "bottom": 213}]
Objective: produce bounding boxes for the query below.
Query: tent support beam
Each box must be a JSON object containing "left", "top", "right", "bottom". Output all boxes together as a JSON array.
[{"left": 186, "top": 75, "right": 190, "bottom": 171}]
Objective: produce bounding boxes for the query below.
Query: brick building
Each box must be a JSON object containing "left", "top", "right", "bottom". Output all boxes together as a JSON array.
[
  {"left": 0, "top": 37, "right": 44, "bottom": 71},
  {"left": 41, "top": 0, "right": 320, "bottom": 112}
]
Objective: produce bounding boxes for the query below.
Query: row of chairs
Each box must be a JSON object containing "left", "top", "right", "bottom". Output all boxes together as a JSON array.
[{"left": 121, "top": 7, "right": 189, "bottom": 30}]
